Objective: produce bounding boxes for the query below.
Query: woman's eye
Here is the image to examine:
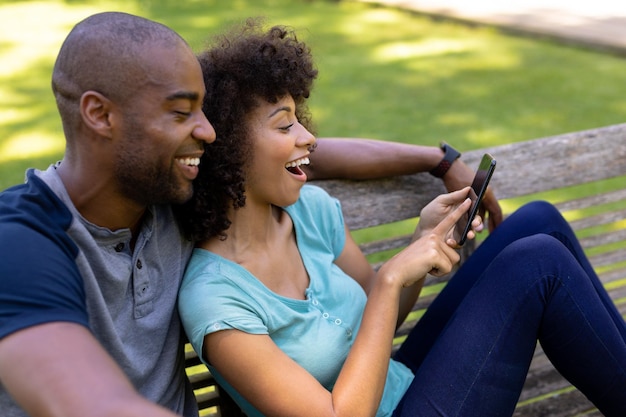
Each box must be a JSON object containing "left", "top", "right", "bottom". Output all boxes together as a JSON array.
[{"left": 279, "top": 123, "right": 294, "bottom": 132}]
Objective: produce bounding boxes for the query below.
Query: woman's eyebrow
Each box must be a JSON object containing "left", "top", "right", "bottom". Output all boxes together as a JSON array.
[{"left": 268, "top": 105, "right": 292, "bottom": 118}]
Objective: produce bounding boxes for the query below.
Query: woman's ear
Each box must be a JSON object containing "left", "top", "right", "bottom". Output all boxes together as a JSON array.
[{"left": 79, "top": 90, "right": 114, "bottom": 137}]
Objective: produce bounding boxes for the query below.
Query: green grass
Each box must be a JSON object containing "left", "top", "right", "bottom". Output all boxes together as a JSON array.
[{"left": 2, "top": 0, "right": 626, "bottom": 192}]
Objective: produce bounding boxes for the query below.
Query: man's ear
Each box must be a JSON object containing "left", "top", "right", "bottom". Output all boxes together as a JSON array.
[{"left": 79, "top": 91, "right": 114, "bottom": 137}]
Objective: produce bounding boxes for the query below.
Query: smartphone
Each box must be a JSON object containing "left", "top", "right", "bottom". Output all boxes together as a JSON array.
[{"left": 453, "top": 153, "right": 497, "bottom": 246}]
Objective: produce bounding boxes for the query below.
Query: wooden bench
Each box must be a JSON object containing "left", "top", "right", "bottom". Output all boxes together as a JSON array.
[{"left": 184, "top": 122, "right": 626, "bottom": 417}]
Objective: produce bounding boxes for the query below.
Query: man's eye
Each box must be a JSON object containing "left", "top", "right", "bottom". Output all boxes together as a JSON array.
[{"left": 175, "top": 111, "right": 191, "bottom": 117}]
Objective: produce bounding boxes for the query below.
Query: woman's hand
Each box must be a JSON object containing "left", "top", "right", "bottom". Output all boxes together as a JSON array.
[
  {"left": 417, "top": 187, "right": 484, "bottom": 243},
  {"left": 378, "top": 194, "right": 474, "bottom": 288},
  {"left": 442, "top": 160, "right": 502, "bottom": 231}
]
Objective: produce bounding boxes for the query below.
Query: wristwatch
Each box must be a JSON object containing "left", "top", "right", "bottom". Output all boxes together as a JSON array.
[{"left": 429, "top": 142, "right": 461, "bottom": 178}]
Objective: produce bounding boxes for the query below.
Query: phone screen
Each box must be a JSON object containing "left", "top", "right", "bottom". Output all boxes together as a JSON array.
[{"left": 453, "top": 153, "right": 497, "bottom": 245}]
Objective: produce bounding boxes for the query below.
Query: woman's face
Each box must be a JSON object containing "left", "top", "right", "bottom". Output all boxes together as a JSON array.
[{"left": 244, "top": 95, "right": 316, "bottom": 208}]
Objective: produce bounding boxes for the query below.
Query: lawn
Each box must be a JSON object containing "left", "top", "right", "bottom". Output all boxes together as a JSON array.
[{"left": 2, "top": 0, "right": 626, "bottom": 195}]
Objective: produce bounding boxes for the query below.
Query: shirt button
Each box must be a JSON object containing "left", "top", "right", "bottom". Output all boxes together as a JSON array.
[
  {"left": 136, "top": 259, "right": 143, "bottom": 269},
  {"left": 322, "top": 313, "right": 329, "bottom": 319},
  {"left": 334, "top": 319, "right": 342, "bottom": 325},
  {"left": 114, "top": 242, "right": 125, "bottom": 252},
  {"left": 312, "top": 299, "right": 319, "bottom": 306}
]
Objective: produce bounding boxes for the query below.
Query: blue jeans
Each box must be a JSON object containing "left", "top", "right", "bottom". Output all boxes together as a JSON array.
[{"left": 392, "top": 201, "right": 626, "bottom": 416}]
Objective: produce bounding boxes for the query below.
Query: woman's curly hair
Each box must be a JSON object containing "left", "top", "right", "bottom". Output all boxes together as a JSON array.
[{"left": 175, "top": 18, "right": 318, "bottom": 242}]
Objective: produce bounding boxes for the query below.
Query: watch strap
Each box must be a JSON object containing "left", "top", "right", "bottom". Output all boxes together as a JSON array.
[{"left": 429, "top": 143, "right": 461, "bottom": 178}]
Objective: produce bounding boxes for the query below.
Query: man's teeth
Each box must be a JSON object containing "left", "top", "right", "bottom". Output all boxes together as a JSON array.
[
  {"left": 177, "top": 157, "right": 200, "bottom": 167},
  {"left": 285, "top": 157, "right": 310, "bottom": 169}
]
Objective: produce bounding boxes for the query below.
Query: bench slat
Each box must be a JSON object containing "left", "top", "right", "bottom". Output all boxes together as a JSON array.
[
  {"left": 514, "top": 388, "right": 601, "bottom": 417},
  {"left": 579, "top": 227, "right": 626, "bottom": 249},
  {"left": 555, "top": 188, "right": 626, "bottom": 212},
  {"left": 360, "top": 235, "right": 413, "bottom": 256},
  {"left": 467, "top": 124, "right": 626, "bottom": 199},
  {"left": 569, "top": 208, "right": 626, "bottom": 231},
  {"left": 314, "top": 175, "right": 446, "bottom": 230},
  {"left": 597, "top": 266, "right": 626, "bottom": 286}
]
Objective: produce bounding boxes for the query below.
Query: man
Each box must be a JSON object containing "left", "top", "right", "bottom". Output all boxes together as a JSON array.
[
  {"left": 0, "top": 12, "right": 214, "bottom": 417},
  {"left": 0, "top": 12, "right": 501, "bottom": 417}
]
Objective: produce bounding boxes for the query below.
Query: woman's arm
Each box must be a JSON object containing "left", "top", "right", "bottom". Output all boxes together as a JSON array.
[
  {"left": 334, "top": 224, "right": 424, "bottom": 329},
  {"left": 206, "top": 191, "right": 469, "bottom": 417},
  {"left": 336, "top": 187, "right": 479, "bottom": 328}
]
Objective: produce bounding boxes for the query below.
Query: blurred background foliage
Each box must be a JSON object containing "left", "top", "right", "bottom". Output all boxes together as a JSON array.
[{"left": 2, "top": 0, "right": 626, "bottom": 191}]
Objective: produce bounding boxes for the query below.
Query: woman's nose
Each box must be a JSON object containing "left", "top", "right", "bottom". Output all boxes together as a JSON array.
[{"left": 298, "top": 123, "right": 316, "bottom": 149}]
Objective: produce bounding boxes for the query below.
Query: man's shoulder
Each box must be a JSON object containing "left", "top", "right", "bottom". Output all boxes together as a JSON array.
[
  {"left": 1, "top": 170, "right": 78, "bottom": 258},
  {"left": 1, "top": 169, "right": 73, "bottom": 228},
  {"left": 0, "top": 171, "right": 87, "bottom": 341}
]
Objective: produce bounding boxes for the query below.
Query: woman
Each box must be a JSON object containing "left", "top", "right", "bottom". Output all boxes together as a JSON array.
[{"left": 176, "top": 20, "right": 626, "bottom": 417}]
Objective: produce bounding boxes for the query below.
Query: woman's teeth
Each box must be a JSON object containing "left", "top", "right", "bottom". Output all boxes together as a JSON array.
[{"left": 285, "top": 157, "right": 310, "bottom": 170}]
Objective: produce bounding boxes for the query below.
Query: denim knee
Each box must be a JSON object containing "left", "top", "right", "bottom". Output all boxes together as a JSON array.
[
  {"left": 492, "top": 233, "right": 574, "bottom": 283},
  {"left": 515, "top": 200, "right": 564, "bottom": 224}
]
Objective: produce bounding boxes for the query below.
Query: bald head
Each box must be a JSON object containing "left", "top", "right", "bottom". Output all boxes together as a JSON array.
[{"left": 52, "top": 12, "right": 191, "bottom": 136}]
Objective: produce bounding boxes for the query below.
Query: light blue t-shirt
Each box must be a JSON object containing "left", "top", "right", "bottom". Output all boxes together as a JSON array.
[{"left": 179, "top": 185, "right": 413, "bottom": 416}]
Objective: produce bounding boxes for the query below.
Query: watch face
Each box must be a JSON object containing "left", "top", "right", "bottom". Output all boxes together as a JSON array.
[{"left": 443, "top": 144, "right": 460, "bottom": 161}]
